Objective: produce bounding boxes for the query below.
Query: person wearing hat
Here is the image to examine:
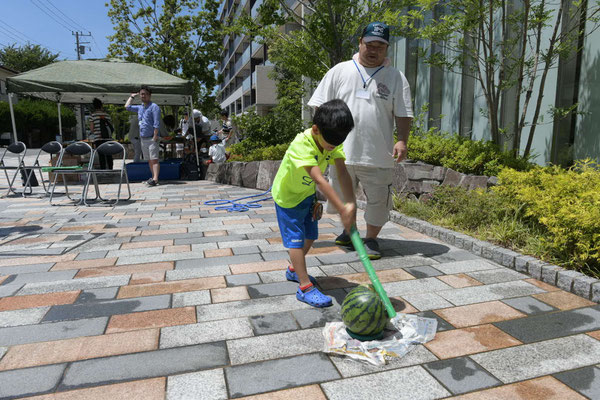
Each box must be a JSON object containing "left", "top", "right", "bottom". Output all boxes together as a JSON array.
[
  {"left": 307, "top": 22, "right": 414, "bottom": 260},
  {"left": 206, "top": 133, "right": 230, "bottom": 165}
]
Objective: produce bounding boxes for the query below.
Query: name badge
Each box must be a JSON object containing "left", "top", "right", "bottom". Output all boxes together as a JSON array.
[{"left": 356, "top": 89, "right": 370, "bottom": 99}]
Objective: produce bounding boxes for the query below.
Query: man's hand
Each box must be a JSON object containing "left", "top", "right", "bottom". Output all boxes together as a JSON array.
[
  {"left": 340, "top": 202, "right": 357, "bottom": 234},
  {"left": 393, "top": 141, "right": 408, "bottom": 162}
]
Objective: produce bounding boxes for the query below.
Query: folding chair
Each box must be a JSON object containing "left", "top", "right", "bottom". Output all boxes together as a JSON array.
[
  {"left": 84, "top": 141, "right": 131, "bottom": 206},
  {"left": 21, "top": 141, "right": 64, "bottom": 197},
  {"left": 47, "top": 141, "right": 97, "bottom": 206},
  {"left": 0, "top": 141, "right": 27, "bottom": 197}
]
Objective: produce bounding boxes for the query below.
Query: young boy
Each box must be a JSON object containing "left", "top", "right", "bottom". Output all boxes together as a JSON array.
[
  {"left": 272, "top": 99, "right": 357, "bottom": 308},
  {"left": 206, "top": 134, "right": 230, "bottom": 165}
]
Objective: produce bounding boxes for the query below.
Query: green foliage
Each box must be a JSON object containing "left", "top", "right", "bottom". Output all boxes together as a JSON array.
[
  {"left": 228, "top": 143, "right": 289, "bottom": 161},
  {"left": 408, "top": 131, "right": 533, "bottom": 176},
  {"left": 0, "top": 98, "right": 75, "bottom": 144},
  {"left": 0, "top": 43, "right": 59, "bottom": 72},
  {"left": 107, "top": 0, "right": 222, "bottom": 110},
  {"left": 494, "top": 160, "right": 600, "bottom": 272}
]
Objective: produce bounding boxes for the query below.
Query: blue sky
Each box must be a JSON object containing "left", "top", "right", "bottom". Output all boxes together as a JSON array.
[{"left": 0, "top": 1, "right": 119, "bottom": 60}]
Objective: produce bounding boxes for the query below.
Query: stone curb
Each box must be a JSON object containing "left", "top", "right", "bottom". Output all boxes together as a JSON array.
[{"left": 389, "top": 210, "right": 600, "bottom": 303}]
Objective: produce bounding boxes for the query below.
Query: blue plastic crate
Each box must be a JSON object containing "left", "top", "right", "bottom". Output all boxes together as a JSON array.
[{"left": 125, "top": 161, "right": 181, "bottom": 181}]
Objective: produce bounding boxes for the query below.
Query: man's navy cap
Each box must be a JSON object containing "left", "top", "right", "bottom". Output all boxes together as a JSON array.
[
  {"left": 210, "top": 134, "right": 219, "bottom": 141},
  {"left": 361, "top": 22, "right": 389, "bottom": 44}
]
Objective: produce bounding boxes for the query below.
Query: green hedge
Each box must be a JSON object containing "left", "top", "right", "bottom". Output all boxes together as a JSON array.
[
  {"left": 407, "top": 132, "right": 533, "bottom": 176},
  {"left": 228, "top": 143, "right": 289, "bottom": 162}
]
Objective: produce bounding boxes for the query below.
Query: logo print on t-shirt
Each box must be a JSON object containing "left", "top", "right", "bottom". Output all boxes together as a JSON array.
[{"left": 377, "top": 83, "right": 390, "bottom": 100}]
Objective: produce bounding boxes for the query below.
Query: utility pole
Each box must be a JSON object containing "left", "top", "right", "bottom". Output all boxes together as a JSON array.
[{"left": 72, "top": 31, "right": 92, "bottom": 140}]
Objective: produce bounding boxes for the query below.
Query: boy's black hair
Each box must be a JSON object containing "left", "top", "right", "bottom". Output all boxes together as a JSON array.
[
  {"left": 163, "top": 115, "right": 176, "bottom": 129},
  {"left": 92, "top": 98, "right": 102, "bottom": 110},
  {"left": 140, "top": 85, "right": 152, "bottom": 94},
  {"left": 220, "top": 109, "right": 229, "bottom": 117},
  {"left": 313, "top": 99, "right": 354, "bottom": 146}
]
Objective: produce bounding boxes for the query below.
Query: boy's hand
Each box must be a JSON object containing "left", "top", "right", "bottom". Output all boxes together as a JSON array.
[{"left": 340, "top": 202, "right": 356, "bottom": 234}]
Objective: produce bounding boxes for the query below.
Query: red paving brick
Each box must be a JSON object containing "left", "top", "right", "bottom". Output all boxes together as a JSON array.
[
  {"left": 0, "top": 291, "right": 80, "bottom": 311},
  {"left": 117, "top": 276, "right": 226, "bottom": 298},
  {"left": 105, "top": 307, "right": 196, "bottom": 333}
]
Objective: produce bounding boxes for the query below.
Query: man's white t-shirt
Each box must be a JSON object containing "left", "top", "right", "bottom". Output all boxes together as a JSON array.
[{"left": 308, "top": 60, "right": 413, "bottom": 169}]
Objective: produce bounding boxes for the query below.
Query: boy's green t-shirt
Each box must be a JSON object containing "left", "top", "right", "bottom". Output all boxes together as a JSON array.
[{"left": 272, "top": 128, "right": 345, "bottom": 208}]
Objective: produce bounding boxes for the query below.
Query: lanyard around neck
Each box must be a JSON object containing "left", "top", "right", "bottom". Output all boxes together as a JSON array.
[{"left": 353, "top": 59, "right": 384, "bottom": 89}]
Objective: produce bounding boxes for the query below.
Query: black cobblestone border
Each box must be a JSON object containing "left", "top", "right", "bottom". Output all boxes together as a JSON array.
[{"left": 386, "top": 208, "right": 600, "bottom": 303}]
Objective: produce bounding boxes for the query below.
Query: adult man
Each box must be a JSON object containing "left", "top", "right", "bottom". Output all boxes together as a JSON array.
[
  {"left": 308, "top": 22, "right": 413, "bottom": 259},
  {"left": 125, "top": 85, "right": 162, "bottom": 186}
]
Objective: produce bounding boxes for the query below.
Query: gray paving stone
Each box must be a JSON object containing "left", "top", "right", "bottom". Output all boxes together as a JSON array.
[
  {"left": 432, "top": 259, "right": 499, "bottom": 274},
  {"left": 1, "top": 270, "right": 77, "bottom": 287},
  {"left": 317, "top": 252, "right": 360, "bottom": 264},
  {"left": 60, "top": 342, "right": 229, "bottom": 390},
  {"left": 541, "top": 264, "right": 563, "bottom": 285},
  {"left": 471, "top": 334, "right": 600, "bottom": 383},
  {"left": 258, "top": 267, "right": 324, "bottom": 284},
  {"left": 437, "top": 280, "right": 546, "bottom": 306},
  {"left": 173, "top": 235, "right": 247, "bottom": 246},
  {"left": 0, "top": 346, "right": 6, "bottom": 361},
  {"left": 217, "top": 239, "right": 269, "bottom": 249},
  {"left": 527, "top": 259, "right": 545, "bottom": 280},
  {"left": 75, "top": 251, "right": 109, "bottom": 260},
  {"left": 0, "top": 262, "right": 54, "bottom": 276},
  {"left": 576, "top": 275, "right": 599, "bottom": 299},
  {"left": 225, "top": 273, "right": 260, "bottom": 286},
  {"left": 466, "top": 268, "right": 528, "bottom": 284},
  {"left": 291, "top": 307, "right": 342, "bottom": 329},
  {"left": 228, "top": 327, "right": 323, "bottom": 365},
  {"left": 493, "top": 305, "right": 600, "bottom": 342},
  {"left": 0, "top": 363, "right": 66, "bottom": 399},
  {"left": 0, "top": 306, "right": 49, "bottom": 327},
  {"left": 382, "top": 277, "right": 453, "bottom": 298},
  {"left": 107, "top": 247, "right": 164, "bottom": 258},
  {"left": 423, "top": 356, "right": 501, "bottom": 394},
  {"left": 318, "top": 263, "right": 356, "bottom": 276},
  {"left": 42, "top": 294, "right": 170, "bottom": 322},
  {"left": 117, "top": 250, "right": 207, "bottom": 265},
  {"left": 172, "top": 290, "right": 211, "bottom": 307},
  {"left": 17, "top": 275, "right": 130, "bottom": 295},
  {"left": 247, "top": 281, "right": 298, "bottom": 299},
  {"left": 553, "top": 365, "right": 600, "bottom": 399},
  {"left": 0, "top": 284, "right": 20, "bottom": 298},
  {"left": 232, "top": 245, "right": 260, "bottom": 255},
  {"left": 75, "top": 287, "right": 119, "bottom": 303},
  {"left": 175, "top": 254, "right": 262, "bottom": 270},
  {"left": 160, "top": 318, "right": 254, "bottom": 348},
  {"left": 225, "top": 353, "right": 340, "bottom": 397},
  {"left": 250, "top": 312, "right": 299, "bottom": 335},
  {"left": 430, "top": 250, "right": 479, "bottom": 263},
  {"left": 321, "top": 365, "right": 450, "bottom": 400},
  {"left": 0, "top": 317, "right": 108, "bottom": 346},
  {"left": 196, "top": 295, "right": 312, "bottom": 322},
  {"left": 557, "top": 269, "right": 585, "bottom": 291},
  {"left": 166, "top": 265, "right": 231, "bottom": 281},
  {"left": 167, "top": 368, "right": 227, "bottom": 400},
  {"left": 402, "top": 293, "right": 453, "bottom": 311},
  {"left": 329, "top": 345, "right": 438, "bottom": 377},
  {"left": 404, "top": 265, "right": 444, "bottom": 279},
  {"left": 260, "top": 251, "right": 290, "bottom": 261},
  {"left": 502, "top": 296, "right": 557, "bottom": 315}
]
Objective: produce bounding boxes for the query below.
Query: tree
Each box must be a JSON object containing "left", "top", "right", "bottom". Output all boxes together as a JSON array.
[
  {"left": 0, "top": 43, "right": 59, "bottom": 72},
  {"left": 402, "top": 0, "right": 600, "bottom": 159},
  {"left": 106, "top": 0, "right": 223, "bottom": 111},
  {"left": 234, "top": 0, "right": 407, "bottom": 81}
]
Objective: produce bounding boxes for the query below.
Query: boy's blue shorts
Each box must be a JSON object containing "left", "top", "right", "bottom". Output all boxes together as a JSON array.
[{"left": 275, "top": 195, "right": 318, "bottom": 249}]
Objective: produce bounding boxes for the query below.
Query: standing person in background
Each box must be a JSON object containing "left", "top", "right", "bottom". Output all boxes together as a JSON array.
[
  {"left": 128, "top": 114, "right": 142, "bottom": 163},
  {"left": 217, "top": 109, "right": 235, "bottom": 146},
  {"left": 308, "top": 22, "right": 414, "bottom": 260},
  {"left": 193, "top": 109, "right": 211, "bottom": 142},
  {"left": 125, "top": 85, "right": 161, "bottom": 186},
  {"left": 89, "top": 98, "right": 114, "bottom": 170}
]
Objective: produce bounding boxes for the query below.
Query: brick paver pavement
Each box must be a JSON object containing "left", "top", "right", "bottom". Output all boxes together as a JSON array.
[{"left": 0, "top": 170, "right": 599, "bottom": 399}]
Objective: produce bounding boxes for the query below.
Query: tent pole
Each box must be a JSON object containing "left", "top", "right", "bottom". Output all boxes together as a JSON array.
[
  {"left": 57, "top": 101, "right": 63, "bottom": 143},
  {"left": 8, "top": 93, "right": 17, "bottom": 143},
  {"left": 189, "top": 96, "right": 200, "bottom": 167}
]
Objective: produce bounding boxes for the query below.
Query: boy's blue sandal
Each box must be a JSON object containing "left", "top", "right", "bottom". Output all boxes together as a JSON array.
[
  {"left": 296, "top": 286, "right": 332, "bottom": 308},
  {"left": 286, "top": 268, "right": 317, "bottom": 286}
]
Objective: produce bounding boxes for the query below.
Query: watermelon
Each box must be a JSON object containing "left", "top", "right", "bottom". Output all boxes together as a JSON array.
[{"left": 341, "top": 285, "right": 388, "bottom": 337}]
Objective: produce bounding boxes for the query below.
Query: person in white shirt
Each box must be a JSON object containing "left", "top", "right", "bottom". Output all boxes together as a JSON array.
[
  {"left": 307, "top": 21, "right": 414, "bottom": 260},
  {"left": 206, "top": 134, "right": 231, "bottom": 164}
]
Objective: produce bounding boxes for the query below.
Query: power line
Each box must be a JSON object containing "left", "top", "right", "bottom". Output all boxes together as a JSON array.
[
  {"left": 30, "top": 0, "right": 74, "bottom": 31},
  {"left": 0, "top": 19, "right": 63, "bottom": 54},
  {"left": 90, "top": 34, "right": 105, "bottom": 59},
  {"left": 43, "top": 0, "right": 87, "bottom": 32}
]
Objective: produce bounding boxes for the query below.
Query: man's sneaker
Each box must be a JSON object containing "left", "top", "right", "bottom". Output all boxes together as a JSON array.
[
  {"left": 363, "top": 238, "right": 381, "bottom": 260},
  {"left": 335, "top": 231, "right": 352, "bottom": 246},
  {"left": 146, "top": 179, "right": 157, "bottom": 186}
]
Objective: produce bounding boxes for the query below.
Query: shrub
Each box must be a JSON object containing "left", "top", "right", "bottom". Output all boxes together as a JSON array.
[
  {"left": 407, "top": 132, "right": 533, "bottom": 176},
  {"left": 228, "top": 142, "right": 289, "bottom": 161},
  {"left": 494, "top": 160, "right": 600, "bottom": 272}
]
